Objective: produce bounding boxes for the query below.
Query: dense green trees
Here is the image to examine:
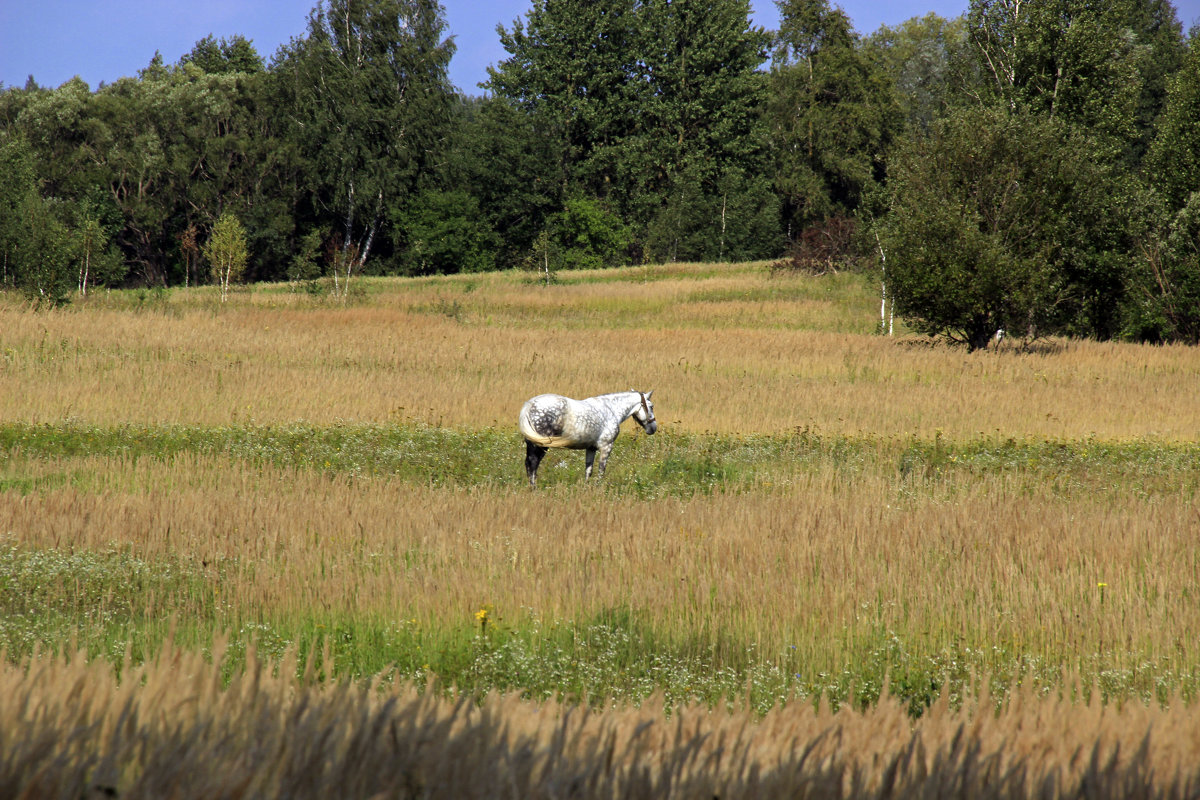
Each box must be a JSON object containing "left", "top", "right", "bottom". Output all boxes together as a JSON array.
[
  {"left": 877, "top": 0, "right": 1190, "bottom": 346},
  {"left": 878, "top": 108, "right": 1131, "bottom": 350},
  {"left": 487, "top": 0, "right": 775, "bottom": 264},
  {"left": 2, "top": 0, "right": 1198, "bottom": 346}
]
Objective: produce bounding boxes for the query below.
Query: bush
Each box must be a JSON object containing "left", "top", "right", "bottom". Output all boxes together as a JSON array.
[
  {"left": 770, "top": 216, "right": 858, "bottom": 275},
  {"left": 399, "top": 190, "right": 498, "bottom": 275},
  {"left": 551, "top": 196, "right": 630, "bottom": 270}
]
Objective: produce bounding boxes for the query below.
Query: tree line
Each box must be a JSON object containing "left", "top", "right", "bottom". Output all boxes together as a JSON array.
[{"left": 1, "top": 0, "right": 1198, "bottom": 346}]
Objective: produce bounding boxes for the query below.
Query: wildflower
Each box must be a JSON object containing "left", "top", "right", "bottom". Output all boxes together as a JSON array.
[{"left": 476, "top": 604, "right": 494, "bottom": 632}]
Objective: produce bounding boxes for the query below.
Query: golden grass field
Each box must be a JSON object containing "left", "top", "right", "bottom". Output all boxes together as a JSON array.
[{"left": 3, "top": 263, "right": 1200, "bottom": 796}]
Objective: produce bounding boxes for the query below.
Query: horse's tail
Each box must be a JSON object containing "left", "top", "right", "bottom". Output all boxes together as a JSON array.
[{"left": 520, "top": 396, "right": 574, "bottom": 447}]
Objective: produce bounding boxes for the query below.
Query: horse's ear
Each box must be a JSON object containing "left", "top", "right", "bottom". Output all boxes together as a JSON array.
[{"left": 646, "top": 390, "right": 654, "bottom": 400}]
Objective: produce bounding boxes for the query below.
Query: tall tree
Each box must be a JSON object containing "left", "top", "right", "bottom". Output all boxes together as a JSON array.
[
  {"left": 488, "top": 0, "right": 641, "bottom": 203},
  {"left": 865, "top": 13, "right": 973, "bottom": 136},
  {"left": 281, "top": 0, "right": 455, "bottom": 277},
  {"left": 0, "top": 132, "right": 38, "bottom": 288},
  {"left": 180, "top": 35, "right": 266, "bottom": 74},
  {"left": 767, "top": 0, "right": 898, "bottom": 236},
  {"left": 488, "top": 0, "right": 773, "bottom": 263},
  {"left": 76, "top": 60, "right": 277, "bottom": 284},
  {"left": 1146, "top": 33, "right": 1200, "bottom": 212},
  {"left": 635, "top": 0, "right": 776, "bottom": 261},
  {"left": 1127, "top": 35, "right": 1200, "bottom": 343},
  {"left": 441, "top": 95, "right": 560, "bottom": 269}
]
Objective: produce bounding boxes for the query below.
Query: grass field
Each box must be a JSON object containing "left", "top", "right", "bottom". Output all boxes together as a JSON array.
[{"left": 3, "top": 263, "right": 1200, "bottom": 796}]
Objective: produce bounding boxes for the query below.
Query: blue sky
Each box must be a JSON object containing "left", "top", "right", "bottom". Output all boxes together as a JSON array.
[{"left": 3, "top": 1, "right": 1198, "bottom": 95}]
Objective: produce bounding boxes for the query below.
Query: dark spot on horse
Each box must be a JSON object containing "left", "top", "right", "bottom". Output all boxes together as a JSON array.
[{"left": 534, "top": 407, "right": 565, "bottom": 437}]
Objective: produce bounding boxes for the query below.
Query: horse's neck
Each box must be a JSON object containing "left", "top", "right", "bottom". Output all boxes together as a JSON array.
[{"left": 600, "top": 392, "right": 641, "bottom": 422}]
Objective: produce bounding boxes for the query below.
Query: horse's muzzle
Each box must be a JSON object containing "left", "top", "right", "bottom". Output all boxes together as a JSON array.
[{"left": 644, "top": 420, "right": 658, "bottom": 435}]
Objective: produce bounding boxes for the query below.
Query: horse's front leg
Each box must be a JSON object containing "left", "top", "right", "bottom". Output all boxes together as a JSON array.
[
  {"left": 584, "top": 448, "right": 597, "bottom": 480},
  {"left": 595, "top": 442, "right": 614, "bottom": 479}
]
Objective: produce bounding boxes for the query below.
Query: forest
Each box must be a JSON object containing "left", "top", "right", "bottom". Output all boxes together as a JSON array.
[{"left": 1, "top": 0, "right": 1199, "bottom": 347}]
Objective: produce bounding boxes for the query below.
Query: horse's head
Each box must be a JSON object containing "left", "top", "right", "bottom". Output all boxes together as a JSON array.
[{"left": 632, "top": 390, "right": 657, "bottom": 435}]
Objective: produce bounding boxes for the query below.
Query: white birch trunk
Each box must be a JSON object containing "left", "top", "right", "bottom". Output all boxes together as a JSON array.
[{"left": 875, "top": 232, "right": 892, "bottom": 335}]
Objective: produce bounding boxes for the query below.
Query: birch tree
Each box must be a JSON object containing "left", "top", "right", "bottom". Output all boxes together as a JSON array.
[{"left": 204, "top": 211, "right": 248, "bottom": 302}]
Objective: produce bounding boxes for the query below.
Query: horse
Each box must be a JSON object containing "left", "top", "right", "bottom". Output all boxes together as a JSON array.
[{"left": 518, "top": 390, "right": 656, "bottom": 487}]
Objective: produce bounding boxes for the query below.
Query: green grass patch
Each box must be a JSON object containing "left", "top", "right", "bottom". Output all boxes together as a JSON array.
[
  {"left": 2, "top": 422, "right": 1199, "bottom": 500},
  {"left": 0, "top": 540, "right": 218, "bottom": 663}
]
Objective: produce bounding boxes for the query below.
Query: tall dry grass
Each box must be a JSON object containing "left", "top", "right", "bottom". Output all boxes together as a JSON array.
[
  {"left": 3, "top": 454, "right": 1197, "bottom": 685},
  {"left": 3, "top": 266, "right": 1200, "bottom": 439},
  {"left": 2, "top": 637, "right": 1199, "bottom": 799}
]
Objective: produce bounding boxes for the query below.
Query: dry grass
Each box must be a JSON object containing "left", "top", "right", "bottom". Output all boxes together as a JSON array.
[
  {"left": 3, "top": 638, "right": 1199, "bottom": 798},
  {"left": 3, "top": 266, "right": 1200, "bottom": 438},
  {"left": 2, "top": 453, "right": 1197, "bottom": 686}
]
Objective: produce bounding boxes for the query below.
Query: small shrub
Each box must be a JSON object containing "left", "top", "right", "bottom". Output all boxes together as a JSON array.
[{"left": 770, "top": 216, "right": 858, "bottom": 275}]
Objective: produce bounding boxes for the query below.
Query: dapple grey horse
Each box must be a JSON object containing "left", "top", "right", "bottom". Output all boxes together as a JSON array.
[{"left": 518, "top": 390, "right": 656, "bottom": 487}]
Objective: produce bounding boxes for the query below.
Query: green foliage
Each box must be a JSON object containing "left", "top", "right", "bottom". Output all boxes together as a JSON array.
[
  {"left": 645, "top": 165, "right": 781, "bottom": 264},
  {"left": 73, "top": 216, "right": 120, "bottom": 295},
  {"left": 0, "top": 132, "right": 37, "bottom": 289},
  {"left": 966, "top": 0, "right": 1185, "bottom": 162},
  {"left": 8, "top": 192, "right": 76, "bottom": 305},
  {"left": 442, "top": 96, "right": 561, "bottom": 269},
  {"left": 1125, "top": 192, "right": 1200, "bottom": 343},
  {"left": 287, "top": 228, "right": 326, "bottom": 286},
  {"left": 864, "top": 13, "right": 973, "bottom": 135},
  {"left": 768, "top": 0, "right": 899, "bottom": 232},
  {"left": 1146, "top": 35, "right": 1200, "bottom": 212},
  {"left": 488, "top": 0, "right": 642, "bottom": 199},
  {"left": 179, "top": 35, "right": 265, "bottom": 74},
  {"left": 282, "top": 0, "right": 455, "bottom": 274},
  {"left": 489, "top": 0, "right": 771, "bottom": 261},
  {"left": 0, "top": 0, "right": 1196, "bottom": 348},
  {"left": 548, "top": 196, "right": 630, "bottom": 270}
]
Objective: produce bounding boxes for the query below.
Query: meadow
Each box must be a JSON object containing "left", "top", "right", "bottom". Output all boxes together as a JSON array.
[{"left": 3, "top": 262, "right": 1200, "bottom": 796}]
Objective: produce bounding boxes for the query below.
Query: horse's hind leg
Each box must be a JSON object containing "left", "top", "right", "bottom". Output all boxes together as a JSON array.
[{"left": 525, "top": 440, "right": 548, "bottom": 487}]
